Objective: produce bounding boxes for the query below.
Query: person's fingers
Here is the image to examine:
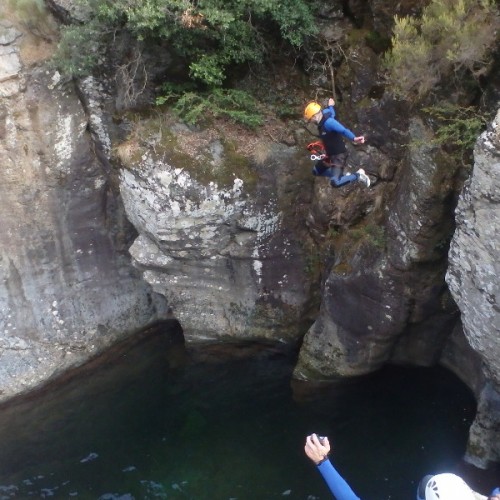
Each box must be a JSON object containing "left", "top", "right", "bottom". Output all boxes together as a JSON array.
[
  {"left": 307, "top": 434, "right": 330, "bottom": 451},
  {"left": 322, "top": 437, "right": 331, "bottom": 453},
  {"left": 309, "top": 434, "right": 331, "bottom": 452},
  {"left": 311, "top": 433, "right": 321, "bottom": 446},
  {"left": 305, "top": 439, "right": 319, "bottom": 459},
  {"left": 306, "top": 435, "right": 320, "bottom": 454},
  {"left": 305, "top": 435, "right": 315, "bottom": 450}
]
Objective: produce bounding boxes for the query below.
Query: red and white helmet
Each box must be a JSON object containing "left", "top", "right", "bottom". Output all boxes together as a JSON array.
[{"left": 424, "top": 473, "right": 475, "bottom": 500}]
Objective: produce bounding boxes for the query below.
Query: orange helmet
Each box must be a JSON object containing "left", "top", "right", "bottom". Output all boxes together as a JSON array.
[{"left": 304, "top": 101, "right": 321, "bottom": 120}]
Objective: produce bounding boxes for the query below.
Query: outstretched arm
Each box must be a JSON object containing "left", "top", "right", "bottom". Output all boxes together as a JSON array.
[
  {"left": 317, "top": 459, "right": 361, "bottom": 500},
  {"left": 322, "top": 116, "right": 358, "bottom": 141},
  {"left": 305, "top": 434, "right": 361, "bottom": 500}
]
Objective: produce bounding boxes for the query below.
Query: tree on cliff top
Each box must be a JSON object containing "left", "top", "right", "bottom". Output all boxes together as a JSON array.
[
  {"left": 383, "top": 0, "right": 499, "bottom": 164},
  {"left": 383, "top": 0, "right": 500, "bottom": 101},
  {"left": 55, "top": 0, "right": 318, "bottom": 86}
]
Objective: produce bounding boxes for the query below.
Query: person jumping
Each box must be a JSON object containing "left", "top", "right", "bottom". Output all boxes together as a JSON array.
[{"left": 304, "top": 98, "right": 370, "bottom": 188}]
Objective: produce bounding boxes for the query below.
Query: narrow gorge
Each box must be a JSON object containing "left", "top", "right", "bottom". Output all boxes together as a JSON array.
[{"left": 0, "top": 0, "right": 499, "bottom": 484}]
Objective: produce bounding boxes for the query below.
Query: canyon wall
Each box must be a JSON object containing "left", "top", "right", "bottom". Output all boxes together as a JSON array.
[
  {"left": 0, "top": 15, "right": 167, "bottom": 402},
  {"left": 118, "top": 141, "right": 314, "bottom": 342},
  {"left": 0, "top": 0, "right": 499, "bottom": 469},
  {"left": 446, "top": 111, "right": 500, "bottom": 468}
]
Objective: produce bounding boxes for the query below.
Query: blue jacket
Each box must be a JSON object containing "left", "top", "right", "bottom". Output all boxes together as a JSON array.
[
  {"left": 317, "top": 459, "right": 361, "bottom": 500},
  {"left": 321, "top": 116, "right": 356, "bottom": 141},
  {"left": 322, "top": 105, "right": 336, "bottom": 119},
  {"left": 318, "top": 105, "right": 356, "bottom": 157}
]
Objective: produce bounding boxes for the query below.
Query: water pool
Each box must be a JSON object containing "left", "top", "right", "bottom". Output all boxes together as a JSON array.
[{"left": 0, "top": 328, "right": 476, "bottom": 499}]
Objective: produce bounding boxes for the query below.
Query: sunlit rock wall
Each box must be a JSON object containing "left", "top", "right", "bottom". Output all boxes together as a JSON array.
[
  {"left": 446, "top": 109, "right": 500, "bottom": 468},
  {"left": 119, "top": 146, "right": 313, "bottom": 342},
  {"left": 0, "top": 19, "right": 167, "bottom": 402},
  {"left": 48, "top": 0, "right": 316, "bottom": 345}
]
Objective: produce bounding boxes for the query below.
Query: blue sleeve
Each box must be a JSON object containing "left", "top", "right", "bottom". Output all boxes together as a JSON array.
[
  {"left": 323, "top": 116, "right": 356, "bottom": 141},
  {"left": 317, "top": 459, "right": 361, "bottom": 500},
  {"left": 322, "top": 105, "right": 336, "bottom": 119}
]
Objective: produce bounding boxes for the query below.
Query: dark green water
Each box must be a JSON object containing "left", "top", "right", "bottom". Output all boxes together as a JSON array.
[{"left": 0, "top": 328, "right": 476, "bottom": 499}]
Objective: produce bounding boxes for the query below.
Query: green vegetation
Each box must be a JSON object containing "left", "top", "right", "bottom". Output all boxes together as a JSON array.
[
  {"left": 304, "top": 247, "right": 321, "bottom": 278},
  {"left": 115, "top": 111, "right": 258, "bottom": 190},
  {"left": 305, "top": 222, "right": 386, "bottom": 279},
  {"left": 348, "top": 223, "right": 386, "bottom": 250},
  {"left": 383, "top": 0, "right": 498, "bottom": 165},
  {"left": 364, "top": 224, "right": 386, "bottom": 250},
  {"left": 157, "top": 87, "right": 263, "bottom": 129},
  {"left": 55, "top": 0, "right": 317, "bottom": 85},
  {"left": 422, "top": 103, "right": 491, "bottom": 162},
  {"left": 52, "top": 0, "right": 318, "bottom": 127},
  {"left": 383, "top": 0, "right": 500, "bottom": 101},
  {"left": 53, "top": 21, "right": 104, "bottom": 77},
  {"left": 364, "top": 30, "right": 391, "bottom": 54}
]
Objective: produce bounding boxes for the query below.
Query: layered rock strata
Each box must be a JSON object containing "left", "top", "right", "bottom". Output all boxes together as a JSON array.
[{"left": 119, "top": 145, "right": 313, "bottom": 342}]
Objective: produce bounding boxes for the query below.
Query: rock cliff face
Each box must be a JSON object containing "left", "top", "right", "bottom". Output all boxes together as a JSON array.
[
  {"left": 118, "top": 142, "right": 314, "bottom": 341},
  {"left": 1, "top": 0, "right": 500, "bottom": 470},
  {"left": 446, "top": 111, "right": 500, "bottom": 468},
  {"left": 293, "top": 115, "right": 464, "bottom": 376},
  {"left": 0, "top": 16, "right": 167, "bottom": 402}
]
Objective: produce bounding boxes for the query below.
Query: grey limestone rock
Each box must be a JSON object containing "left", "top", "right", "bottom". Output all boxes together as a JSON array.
[
  {"left": 447, "top": 108, "right": 500, "bottom": 468},
  {"left": 0, "top": 22, "right": 22, "bottom": 98},
  {"left": 0, "top": 19, "right": 167, "bottom": 402},
  {"left": 119, "top": 146, "right": 312, "bottom": 342}
]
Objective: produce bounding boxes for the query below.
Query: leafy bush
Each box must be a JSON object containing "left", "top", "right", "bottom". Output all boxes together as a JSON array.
[
  {"left": 364, "top": 224, "right": 386, "bottom": 250},
  {"left": 157, "top": 88, "right": 263, "bottom": 128},
  {"left": 53, "top": 20, "right": 105, "bottom": 77},
  {"left": 56, "top": 0, "right": 318, "bottom": 86},
  {"left": 364, "top": 30, "right": 391, "bottom": 54},
  {"left": 422, "top": 103, "right": 490, "bottom": 162},
  {"left": 383, "top": 0, "right": 500, "bottom": 100},
  {"left": 349, "top": 224, "right": 386, "bottom": 250}
]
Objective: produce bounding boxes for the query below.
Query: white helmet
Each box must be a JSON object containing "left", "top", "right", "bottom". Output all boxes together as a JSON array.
[{"left": 424, "top": 473, "right": 475, "bottom": 500}]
